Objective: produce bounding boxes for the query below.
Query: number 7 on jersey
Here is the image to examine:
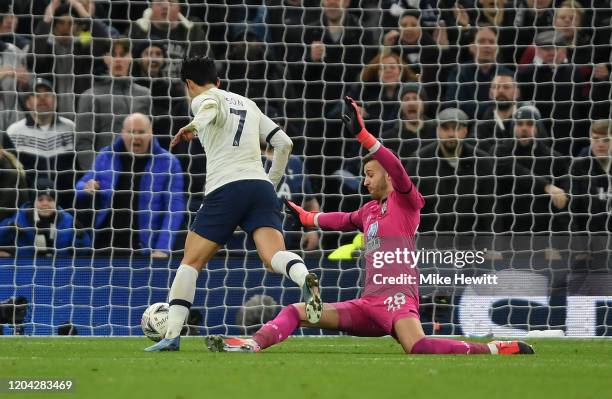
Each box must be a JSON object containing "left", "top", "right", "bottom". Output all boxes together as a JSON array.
[{"left": 230, "top": 108, "right": 247, "bottom": 146}]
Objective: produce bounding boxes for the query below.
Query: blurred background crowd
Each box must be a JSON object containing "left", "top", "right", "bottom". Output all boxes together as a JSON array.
[{"left": 0, "top": 0, "right": 610, "bottom": 258}]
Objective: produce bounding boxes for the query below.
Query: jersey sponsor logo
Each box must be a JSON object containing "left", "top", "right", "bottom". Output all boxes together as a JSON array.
[
  {"left": 367, "top": 221, "right": 378, "bottom": 238},
  {"left": 365, "top": 221, "right": 380, "bottom": 253}
]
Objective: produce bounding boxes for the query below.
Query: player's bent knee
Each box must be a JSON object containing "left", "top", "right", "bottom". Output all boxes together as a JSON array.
[{"left": 253, "top": 227, "right": 286, "bottom": 267}]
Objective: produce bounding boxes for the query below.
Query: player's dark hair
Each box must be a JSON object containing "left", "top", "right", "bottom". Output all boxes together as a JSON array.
[
  {"left": 363, "top": 154, "right": 376, "bottom": 167},
  {"left": 180, "top": 56, "right": 218, "bottom": 85}
]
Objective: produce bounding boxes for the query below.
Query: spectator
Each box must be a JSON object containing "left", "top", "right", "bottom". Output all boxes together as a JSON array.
[
  {"left": 9, "top": 0, "right": 48, "bottom": 38},
  {"left": 475, "top": 0, "right": 517, "bottom": 64},
  {"left": 0, "top": 6, "right": 30, "bottom": 51},
  {"left": 0, "top": 32, "right": 29, "bottom": 132},
  {"left": 73, "top": 0, "right": 117, "bottom": 36},
  {"left": 406, "top": 108, "right": 495, "bottom": 234},
  {"left": 6, "top": 77, "right": 77, "bottom": 210},
  {"left": 435, "top": 0, "right": 482, "bottom": 64},
  {"left": 382, "top": 8, "right": 449, "bottom": 99},
  {"left": 517, "top": 30, "right": 589, "bottom": 155},
  {"left": 75, "top": 37, "right": 151, "bottom": 170},
  {"left": 442, "top": 25, "right": 511, "bottom": 120},
  {"left": 570, "top": 119, "right": 612, "bottom": 234},
  {"left": 76, "top": 113, "right": 185, "bottom": 257},
  {"left": 352, "top": 51, "right": 417, "bottom": 135},
  {"left": 552, "top": 1, "right": 591, "bottom": 65},
  {"left": 385, "top": 0, "right": 439, "bottom": 33},
  {"left": 492, "top": 106, "right": 570, "bottom": 233},
  {"left": 129, "top": 0, "right": 209, "bottom": 79},
  {"left": 475, "top": 71, "right": 529, "bottom": 153},
  {"left": 31, "top": 2, "right": 109, "bottom": 115},
  {"left": 42, "top": 0, "right": 116, "bottom": 37},
  {"left": 302, "top": 0, "right": 377, "bottom": 119},
  {"left": 519, "top": 1, "right": 592, "bottom": 66},
  {"left": 263, "top": 0, "right": 319, "bottom": 125},
  {"left": 264, "top": 0, "right": 319, "bottom": 63},
  {"left": 222, "top": 28, "right": 290, "bottom": 120},
  {"left": 0, "top": 143, "right": 28, "bottom": 221},
  {"left": 131, "top": 41, "right": 202, "bottom": 206},
  {"left": 0, "top": 178, "right": 91, "bottom": 257},
  {"left": 300, "top": 0, "right": 376, "bottom": 215},
  {"left": 380, "top": 83, "right": 436, "bottom": 159},
  {"left": 570, "top": 119, "right": 611, "bottom": 271},
  {"left": 514, "top": 0, "right": 555, "bottom": 60},
  {"left": 132, "top": 42, "right": 190, "bottom": 147}
]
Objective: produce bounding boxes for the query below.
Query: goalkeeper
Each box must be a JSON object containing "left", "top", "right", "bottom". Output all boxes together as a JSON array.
[{"left": 206, "top": 97, "right": 534, "bottom": 355}]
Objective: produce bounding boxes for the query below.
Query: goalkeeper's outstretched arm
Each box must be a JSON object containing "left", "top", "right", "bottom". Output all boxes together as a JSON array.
[
  {"left": 284, "top": 199, "right": 363, "bottom": 232},
  {"left": 342, "top": 96, "right": 414, "bottom": 195}
]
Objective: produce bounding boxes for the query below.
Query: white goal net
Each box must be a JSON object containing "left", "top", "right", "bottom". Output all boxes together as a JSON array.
[{"left": 0, "top": 0, "right": 610, "bottom": 337}]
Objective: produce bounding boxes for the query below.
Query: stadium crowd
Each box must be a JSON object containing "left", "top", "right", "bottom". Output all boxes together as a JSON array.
[{"left": 0, "top": 0, "right": 610, "bottom": 258}]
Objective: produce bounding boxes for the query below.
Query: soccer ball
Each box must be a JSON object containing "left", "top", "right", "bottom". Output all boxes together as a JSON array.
[{"left": 141, "top": 302, "right": 169, "bottom": 341}]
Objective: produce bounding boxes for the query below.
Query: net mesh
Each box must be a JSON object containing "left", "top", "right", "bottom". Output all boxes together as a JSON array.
[{"left": 0, "top": 0, "right": 610, "bottom": 336}]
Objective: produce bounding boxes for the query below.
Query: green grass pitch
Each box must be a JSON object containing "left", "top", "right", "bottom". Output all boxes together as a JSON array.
[{"left": 2, "top": 337, "right": 611, "bottom": 399}]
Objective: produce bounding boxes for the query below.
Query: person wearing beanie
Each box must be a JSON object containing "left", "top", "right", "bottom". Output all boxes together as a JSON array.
[
  {"left": 492, "top": 105, "right": 571, "bottom": 233},
  {"left": 380, "top": 83, "right": 436, "bottom": 159},
  {"left": 6, "top": 77, "right": 77, "bottom": 210},
  {"left": 406, "top": 107, "right": 497, "bottom": 234},
  {"left": 0, "top": 178, "right": 91, "bottom": 257}
]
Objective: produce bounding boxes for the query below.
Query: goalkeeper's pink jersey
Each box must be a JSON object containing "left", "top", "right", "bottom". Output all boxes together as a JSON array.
[{"left": 317, "top": 144, "right": 424, "bottom": 298}]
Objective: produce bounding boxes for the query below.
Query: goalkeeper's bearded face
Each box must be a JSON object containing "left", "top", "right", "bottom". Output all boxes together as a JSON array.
[{"left": 363, "top": 159, "right": 390, "bottom": 201}]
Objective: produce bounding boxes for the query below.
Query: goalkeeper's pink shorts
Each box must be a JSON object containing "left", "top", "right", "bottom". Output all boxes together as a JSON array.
[{"left": 329, "top": 294, "right": 420, "bottom": 337}]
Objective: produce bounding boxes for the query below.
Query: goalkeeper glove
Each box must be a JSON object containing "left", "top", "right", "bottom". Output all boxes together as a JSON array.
[
  {"left": 283, "top": 198, "right": 318, "bottom": 229},
  {"left": 341, "top": 96, "right": 378, "bottom": 150}
]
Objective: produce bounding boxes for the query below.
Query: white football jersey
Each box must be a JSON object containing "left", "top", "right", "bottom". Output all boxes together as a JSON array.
[{"left": 190, "top": 87, "right": 279, "bottom": 195}]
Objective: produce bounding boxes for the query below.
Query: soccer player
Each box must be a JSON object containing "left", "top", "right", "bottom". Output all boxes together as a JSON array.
[
  {"left": 145, "top": 56, "right": 322, "bottom": 352},
  {"left": 205, "top": 97, "right": 535, "bottom": 355}
]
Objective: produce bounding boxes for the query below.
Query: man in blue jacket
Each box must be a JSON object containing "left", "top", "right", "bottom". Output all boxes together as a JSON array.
[
  {"left": 0, "top": 178, "right": 91, "bottom": 257},
  {"left": 76, "top": 113, "right": 185, "bottom": 258}
]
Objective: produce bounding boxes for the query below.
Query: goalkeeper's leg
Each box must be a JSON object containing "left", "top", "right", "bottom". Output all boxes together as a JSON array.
[
  {"left": 145, "top": 231, "right": 220, "bottom": 352},
  {"left": 394, "top": 317, "right": 534, "bottom": 355},
  {"left": 206, "top": 302, "right": 340, "bottom": 353},
  {"left": 252, "top": 227, "right": 322, "bottom": 323}
]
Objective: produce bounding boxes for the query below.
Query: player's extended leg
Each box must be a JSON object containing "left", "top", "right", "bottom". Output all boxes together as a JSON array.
[
  {"left": 144, "top": 231, "right": 220, "bottom": 352},
  {"left": 252, "top": 227, "right": 322, "bottom": 323},
  {"left": 393, "top": 317, "right": 534, "bottom": 355},
  {"left": 206, "top": 302, "right": 339, "bottom": 352}
]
